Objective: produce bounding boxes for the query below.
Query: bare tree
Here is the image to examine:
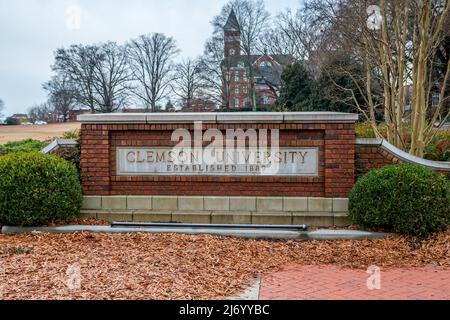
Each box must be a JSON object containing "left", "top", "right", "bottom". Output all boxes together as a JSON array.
[
  {"left": 260, "top": 9, "right": 318, "bottom": 60},
  {"left": 172, "top": 58, "right": 202, "bottom": 110},
  {"left": 199, "top": 36, "right": 233, "bottom": 108},
  {"left": 43, "top": 74, "right": 77, "bottom": 122},
  {"left": 28, "top": 103, "right": 53, "bottom": 122},
  {"left": 91, "top": 42, "right": 131, "bottom": 113},
  {"left": 408, "top": 1, "right": 450, "bottom": 156},
  {"left": 258, "top": 28, "right": 298, "bottom": 58},
  {"left": 53, "top": 45, "right": 98, "bottom": 112},
  {"left": 303, "top": 0, "right": 450, "bottom": 157},
  {"left": 53, "top": 42, "right": 130, "bottom": 113},
  {"left": 127, "top": 33, "right": 179, "bottom": 112},
  {"left": 212, "top": 0, "right": 270, "bottom": 110}
]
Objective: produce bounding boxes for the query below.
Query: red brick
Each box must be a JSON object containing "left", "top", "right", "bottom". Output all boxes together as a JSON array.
[{"left": 260, "top": 265, "right": 450, "bottom": 300}]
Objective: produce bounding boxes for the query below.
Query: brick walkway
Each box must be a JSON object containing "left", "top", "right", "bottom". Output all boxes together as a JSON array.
[{"left": 259, "top": 265, "right": 450, "bottom": 300}]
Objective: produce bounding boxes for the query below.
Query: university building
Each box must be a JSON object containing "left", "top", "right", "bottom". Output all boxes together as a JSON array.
[{"left": 221, "top": 10, "right": 294, "bottom": 109}]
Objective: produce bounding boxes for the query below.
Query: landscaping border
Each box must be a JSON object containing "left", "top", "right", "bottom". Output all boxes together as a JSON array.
[{"left": 0, "top": 224, "right": 393, "bottom": 240}]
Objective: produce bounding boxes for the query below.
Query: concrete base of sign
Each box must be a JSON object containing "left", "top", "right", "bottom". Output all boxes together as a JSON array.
[{"left": 81, "top": 196, "right": 351, "bottom": 227}]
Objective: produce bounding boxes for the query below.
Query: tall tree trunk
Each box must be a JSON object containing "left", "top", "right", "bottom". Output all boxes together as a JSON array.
[{"left": 410, "top": 2, "right": 431, "bottom": 157}]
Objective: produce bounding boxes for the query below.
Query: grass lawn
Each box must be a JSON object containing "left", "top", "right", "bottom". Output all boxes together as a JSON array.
[{"left": 0, "top": 123, "right": 81, "bottom": 144}]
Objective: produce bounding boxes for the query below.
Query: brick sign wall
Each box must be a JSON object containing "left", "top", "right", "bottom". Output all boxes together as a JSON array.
[
  {"left": 79, "top": 113, "right": 357, "bottom": 198},
  {"left": 355, "top": 143, "right": 400, "bottom": 178}
]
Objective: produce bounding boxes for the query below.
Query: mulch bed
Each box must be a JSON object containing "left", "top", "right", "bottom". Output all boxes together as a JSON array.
[{"left": 0, "top": 230, "right": 448, "bottom": 300}]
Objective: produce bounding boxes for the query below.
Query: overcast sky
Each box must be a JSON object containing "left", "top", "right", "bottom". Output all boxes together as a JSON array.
[{"left": 0, "top": 0, "right": 301, "bottom": 117}]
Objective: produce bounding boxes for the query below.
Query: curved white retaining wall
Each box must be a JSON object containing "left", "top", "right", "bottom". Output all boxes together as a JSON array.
[
  {"left": 356, "top": 138, "right": 450, "bottom": 171},
  {"left": 42, "top": 139, "right": 78, "bottom": 154}
]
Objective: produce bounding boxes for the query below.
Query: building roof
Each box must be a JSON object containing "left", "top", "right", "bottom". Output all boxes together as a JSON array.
[
  {"left": 71, "top": 105, "right": 90, "bottom": 112},
  {"left": 221, "top": 54, "right": 294, "bottom": 88},
  {"left": 222, "top": 54, "right": 294, "bottom": 68},
  {"left": 10, "top": 113, "right": 29, "bottom": 118},
  {"left": 224, "top": 9, "right": 240, "bottom": 31},
  {"left": 254, "top": 63, "right": 284, "bottom": 87}
]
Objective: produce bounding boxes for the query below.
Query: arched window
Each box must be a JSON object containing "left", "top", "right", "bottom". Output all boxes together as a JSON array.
[{"left": 260, "top": 61, "right": 272, "bottom": 68}]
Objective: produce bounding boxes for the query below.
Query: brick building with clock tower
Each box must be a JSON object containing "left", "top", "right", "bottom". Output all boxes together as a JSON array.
[{"left": 221, "top": 10, "right": 294, "bottom": 110}]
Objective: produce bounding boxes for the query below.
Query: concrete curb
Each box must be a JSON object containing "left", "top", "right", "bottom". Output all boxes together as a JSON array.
[
  {"left": 306, "top": 229, "right": 393, "bottom": 240},
  {"left": 226, "top": 277, "right": 261, "bottom": 300},
  {"left": 0, "top": 225, "right": 394, "bottom": 240}
]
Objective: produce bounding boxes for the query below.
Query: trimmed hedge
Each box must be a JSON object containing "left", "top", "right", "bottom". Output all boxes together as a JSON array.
[
  {"left": 349, "top": 164, "right": 450, "bottom": 236},
  {"left": 0, "top": 139, "right": 46, "bottom": 154},
  {"left": 0, "top": 152, "right": 82, "bottom": 226}
]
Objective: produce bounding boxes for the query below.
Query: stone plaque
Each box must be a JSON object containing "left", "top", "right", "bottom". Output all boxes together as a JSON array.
[{"left": 116, "top": 147, "right": 319, "bottom": 177}]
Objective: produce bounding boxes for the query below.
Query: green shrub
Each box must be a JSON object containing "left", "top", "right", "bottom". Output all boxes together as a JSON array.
[
  {"left": 355, "top": 122, "right": 414, "bottom": 145},
  {"left": 61, "top": 129, "right": 80, "bottom": 140},
  {"left": 349, "top": 164, "right": 450, "bottom": 236},
  {"left": 355, "top": 122, "right": 389, "bottom": 138},
  {"left": 356, "top": 123, "right": 449, "bottom": 162},
  {"left": 423, "top": 131, "right": 450, "bottom": 162},
  {"left": 355, "top": 122, "right": 377, "bottom": 138},
  {"left": 0, "top": 152, "right": 82, "bottom": 226},
  {"left": 0, "top": 139, "right": 46, "bottom": 153}
]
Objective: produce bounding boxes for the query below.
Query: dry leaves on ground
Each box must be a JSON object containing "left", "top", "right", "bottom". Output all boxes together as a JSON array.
[{"left": 0, "top": 230, "right": 448, "bottom": 300}]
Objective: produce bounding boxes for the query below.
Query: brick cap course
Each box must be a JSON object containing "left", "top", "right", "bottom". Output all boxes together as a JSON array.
[{"left": 78, "top": 112, "right": 359, "bottom": 124}]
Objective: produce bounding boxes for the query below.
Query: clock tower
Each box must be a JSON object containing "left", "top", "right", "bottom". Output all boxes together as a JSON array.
[{"left": 224, "top": 9, "right": 241, "bottom": 58}]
